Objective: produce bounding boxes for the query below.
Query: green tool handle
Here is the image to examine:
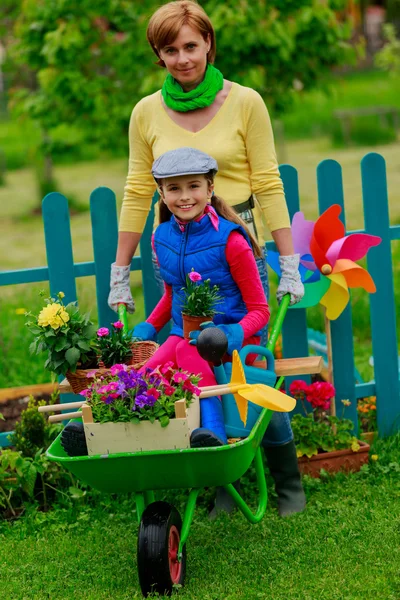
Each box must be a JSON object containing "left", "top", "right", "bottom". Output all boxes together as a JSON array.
[
  {"left": 117, "top": 303, "right": 129, "bottom": 334},
  {"left": 266, "top": 293, "right": 290, "bottom": 354}
]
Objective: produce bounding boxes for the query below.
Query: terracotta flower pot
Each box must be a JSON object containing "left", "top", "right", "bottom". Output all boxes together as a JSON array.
[
  {"left": 298, "top": 441, "right": 370, "bottom": 478},
  {"left": 182, "top": 314, "right": 213, "bottom": 340},
  {"left": 360, "top": 431, "right": 377, "bottom": 445}
]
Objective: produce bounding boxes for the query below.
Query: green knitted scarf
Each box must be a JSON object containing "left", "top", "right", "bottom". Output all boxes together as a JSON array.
[{"left": 161, "top": 63, "right": 224, "bottom": 112}]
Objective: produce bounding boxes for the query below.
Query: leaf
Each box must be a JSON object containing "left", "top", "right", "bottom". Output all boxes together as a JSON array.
[
  {"left": 69, "top": 486, "right": 86, "bottom": 499},
  {"left": 77, "top": 340, "right": 91, "bottom": 351},
  {"left": 159, "top": 415, "right": 170, "bottom": 428},
  {"left": 54, "top": 337, "right": 70, "bottom": 352},
  {"left": 65, "top": 347, "right": 80, "bottom": 366}
]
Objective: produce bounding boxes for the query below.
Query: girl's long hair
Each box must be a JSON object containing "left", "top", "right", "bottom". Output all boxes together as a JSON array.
[{"left": 157, "top": 176, "right": 262, "bottom": 258}]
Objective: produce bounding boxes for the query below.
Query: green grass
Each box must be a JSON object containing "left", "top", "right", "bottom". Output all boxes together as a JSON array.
[
  {"left": 1, "top": 434, "right": 400, "bottom": 599},
  {"left": 280, "top": 69, "right": 400, "bottom": 141}
]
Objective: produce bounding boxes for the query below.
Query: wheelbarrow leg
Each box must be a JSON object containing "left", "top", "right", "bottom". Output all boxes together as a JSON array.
[{"left": 222, "top": 447, "right": 268, "bottom": 524}]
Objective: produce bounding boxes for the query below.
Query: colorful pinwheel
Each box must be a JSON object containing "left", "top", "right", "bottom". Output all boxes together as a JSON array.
[{"left": 267, "top": 204, "right": 381, "bottom": 320}]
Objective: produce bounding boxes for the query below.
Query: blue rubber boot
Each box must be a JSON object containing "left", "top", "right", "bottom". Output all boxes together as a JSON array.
[{"left": 190, "top": 396, "right": 227, "bottom": 448}]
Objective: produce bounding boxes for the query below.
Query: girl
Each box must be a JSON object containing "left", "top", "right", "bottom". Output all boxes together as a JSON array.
[{"left": 132, "top": 147, "right": 270, "bottom": 448}]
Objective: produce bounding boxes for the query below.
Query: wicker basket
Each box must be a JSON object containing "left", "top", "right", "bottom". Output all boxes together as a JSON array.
[{"left": 67, "top": 341, "right": 159, "bottom": 394}]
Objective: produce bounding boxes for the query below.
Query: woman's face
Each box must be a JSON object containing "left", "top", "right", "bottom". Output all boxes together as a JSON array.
[
  {"left": 160, "top": 174, "right": 213, "bottom": 222},
  {"left": 159, "top": 25, "right": 211, "bottom": 92}
]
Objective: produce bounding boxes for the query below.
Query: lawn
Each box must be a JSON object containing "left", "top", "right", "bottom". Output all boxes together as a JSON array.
[{"left": 1, "top": 434, "right": 400, "bottom": 599}]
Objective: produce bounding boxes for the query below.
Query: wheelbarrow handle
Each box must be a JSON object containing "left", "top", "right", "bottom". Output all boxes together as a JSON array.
[
  {"left": 118, "top": 303, "right": 129, "bottom": 334},
  {"left": 266, "top": 293, "right": 290, "bottom": 354}
]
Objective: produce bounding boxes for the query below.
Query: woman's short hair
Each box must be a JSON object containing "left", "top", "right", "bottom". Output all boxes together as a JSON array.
[{"left": 147, "top": 1, "right": 216, "bottom": 67}]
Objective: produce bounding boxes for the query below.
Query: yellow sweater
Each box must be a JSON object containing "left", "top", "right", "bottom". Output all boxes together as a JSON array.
[{"left": 119, "top": 82, "right": 290, "bottom": 240}]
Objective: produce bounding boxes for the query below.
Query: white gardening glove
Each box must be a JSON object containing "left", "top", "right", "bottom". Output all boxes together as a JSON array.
[
  {"left": 107, "top": 262, "right": 135, "bottom": 313},
  {"left": 276, "top": 254, "right": 304, "bottom": 306}
]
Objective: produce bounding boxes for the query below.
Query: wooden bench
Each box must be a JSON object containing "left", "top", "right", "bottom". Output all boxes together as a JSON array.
[{"left": 333, "top": 106, "right": 399, "bottom": 146}]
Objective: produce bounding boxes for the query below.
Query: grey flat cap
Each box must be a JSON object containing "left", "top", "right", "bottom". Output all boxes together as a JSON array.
[{"left": 152, "top": 147, "right": 218, "bottom": 180}]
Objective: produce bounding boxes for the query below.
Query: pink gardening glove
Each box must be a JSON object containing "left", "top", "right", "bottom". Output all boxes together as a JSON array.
[{"left": 107, "top": 263, "right": 135, "bottom": 313}]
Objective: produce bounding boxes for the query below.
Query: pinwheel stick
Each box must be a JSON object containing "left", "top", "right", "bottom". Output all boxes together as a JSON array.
[{"left": 324, "top": 308, "right": 336, "bottom": 417}]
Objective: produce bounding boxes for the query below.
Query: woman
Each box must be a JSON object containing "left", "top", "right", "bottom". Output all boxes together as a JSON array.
[{"left": 108, "top": 0, "right": 305, "bottom": 517}]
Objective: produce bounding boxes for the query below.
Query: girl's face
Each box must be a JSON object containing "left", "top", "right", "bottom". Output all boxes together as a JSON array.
[
  {"left": 160, "top": 174, "right": 213, "bottom": 222},
  {"left": 158, "top": 25, "right": 211, "bottom": 92}
]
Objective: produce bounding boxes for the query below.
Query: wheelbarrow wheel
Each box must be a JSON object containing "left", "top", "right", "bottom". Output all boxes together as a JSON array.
[{"left": 137, "top": 501, "right": 186, "bottom": 597}]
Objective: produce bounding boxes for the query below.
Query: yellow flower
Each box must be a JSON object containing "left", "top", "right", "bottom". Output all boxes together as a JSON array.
[
  {"left": 341, "top": 399, "right": 351, "bottom": 406},
  {"left": 38, "top": 303, "right": 70, "bottom": 329},
  {"left": 15, "top": 308, "right": 27, "bottom": 315},
  {"left": 371, "top": 454, "right": 379, "bottom": 461},
  {"left": 58, "top": 291, "right": 65, "bottom": 299},
  {"left": 351, "top": 439, "right": 360, "bottom": 452}
]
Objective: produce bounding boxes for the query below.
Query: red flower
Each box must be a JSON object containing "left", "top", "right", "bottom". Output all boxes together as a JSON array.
[
  {"left": 289, "top": 379, "right": 309, "bottom": 399},
  {"left": 147, "top": 387, "right": 160, "bottom": 400}
]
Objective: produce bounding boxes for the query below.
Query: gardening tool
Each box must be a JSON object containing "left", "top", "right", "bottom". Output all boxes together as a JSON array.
[
  {"left": 45, "top": 295, "right": 292, "bottom": 597},
  {"left": 40, "top": 360, "right": 294, "bottom": 423}
]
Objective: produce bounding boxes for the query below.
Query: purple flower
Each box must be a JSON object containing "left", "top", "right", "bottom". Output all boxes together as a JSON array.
[
  {"left": 104, "top": 396, "right": 114, "bottom": 405},
  {"left": 97, "top": 327, "right": 109, "bottom": 337},
  {"left": 144, "top": 394, "right": 157, "bottom": 407},
  {"left": 135, "top": 394, "right": 149, "bottom": 408}
]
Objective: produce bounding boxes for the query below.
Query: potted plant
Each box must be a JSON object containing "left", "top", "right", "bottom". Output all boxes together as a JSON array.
[
  {"left": 26, "top": 291, "right": 97, "bottom": 392},
  {"left": 358, "top": 396, "right": 378, "bottom": 445},
  {"left": 95, "top": 321, "right": 159, "bottom": 370},
  {"left": 289, "top": 380, "right": 370, "bottom": 477},
  {"left": 181, "top": 269, "right": 222, "bottom": 339},
  {"left": 78, "top": 362, "right": 201, "bottom": 454},
  {"left": 94, "top": 321, "right": 133, "bottom": 367}
]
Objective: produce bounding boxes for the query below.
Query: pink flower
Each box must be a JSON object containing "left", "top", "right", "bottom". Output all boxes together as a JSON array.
[
  {"left": 147, "top": 387, "right": 160, "bottom": 400},
  {"left": 289, "top": 380, "right": 309, "bottom": 399},
  {"left": 160, "top": 361, "right": 175, "bottom": 375},
  {"left": 183, "top": 379, "right": 196, "bottom": 393},
  {"left": 112, "top": 321, "right": 124, "bottom": 329},
  {"left": 173, "top": 372, "right": 188, "bottom": 383},
  {"left": 97, "top": 327, "right": 109, "bottom": 337},
  {"left": 79, "top": 389, "right": 91, "bottom": 397},
  {"left": 86, "top": 370, "right": 97, "bottom": 378},
  {"left": 110, "top": 363, "right": 128, "bottom": 376},
  {"left": 188, "top": 271, "right": 202, "bottom": 282},
  {"left": 305, "top": 382, "right": 335, "bottom": 410},
  {"left": 164, "top": 385, "right": 176, "bottom": 396},
  {"left": 194, "top": 386, "right": 201, "bottom": 396}
]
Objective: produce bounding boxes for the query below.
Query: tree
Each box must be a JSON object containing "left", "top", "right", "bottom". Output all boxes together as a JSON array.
[{"left": 8, "top": 0, "right": 355, "bottom": 157}]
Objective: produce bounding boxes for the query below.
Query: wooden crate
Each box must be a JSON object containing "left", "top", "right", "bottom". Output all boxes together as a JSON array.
[{"left": 82, "top": 396, "right": 200, "bottom": 456}]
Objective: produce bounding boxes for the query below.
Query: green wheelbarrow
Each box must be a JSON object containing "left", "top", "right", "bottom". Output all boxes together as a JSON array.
[{"left": 46, "top": 295, "right": 292, "bottom": 597}]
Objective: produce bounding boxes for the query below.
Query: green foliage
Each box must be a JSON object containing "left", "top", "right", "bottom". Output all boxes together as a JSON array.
[
  {"left": 25, "top": 291, "right": 97, "bottom": 376},
  {"left": 94, "top": 322, "right": 132, "bottom": 368},
  {"left": 375, "top": 23, "right": 400, "bottom": 76},
  {"left": 7, "top": 0, "right": 356, "bottom": 152},
  {"left": 9, "top": 393, "right": 61, "bottom": 458},
  {"left": 181, "top": 269, "right": 222, "bottom": 317},
  {"left": 291, "top": 413, "right": 360, "bottom": 458}
]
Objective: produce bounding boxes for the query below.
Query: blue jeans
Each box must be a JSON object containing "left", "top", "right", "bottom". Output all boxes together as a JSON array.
[{"left": 152, "top": 247, "right": 293, "bottom": 447}]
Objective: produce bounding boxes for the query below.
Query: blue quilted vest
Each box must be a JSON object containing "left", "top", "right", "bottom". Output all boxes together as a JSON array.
[{"left": 154, "top": 215, "right": 255, "bottom": 337}]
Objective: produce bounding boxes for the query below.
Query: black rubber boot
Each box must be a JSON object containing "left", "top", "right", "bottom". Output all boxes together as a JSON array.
[
  {"left": 190, "top": 428, "right": 225, "bottom": 448},
  {"left": 208, "top": 480, "right": 241, "bottom": 521},
  {"left": 264, "top": 440, "right": 306, "bottom": 517}
]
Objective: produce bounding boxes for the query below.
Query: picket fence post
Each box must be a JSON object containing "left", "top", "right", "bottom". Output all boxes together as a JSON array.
[
  {"left": 361, "top": 153, "right": 400, "bottom": 436},
  {"left": 317, "top": 160, "right": 358, "bottom": 432}
]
